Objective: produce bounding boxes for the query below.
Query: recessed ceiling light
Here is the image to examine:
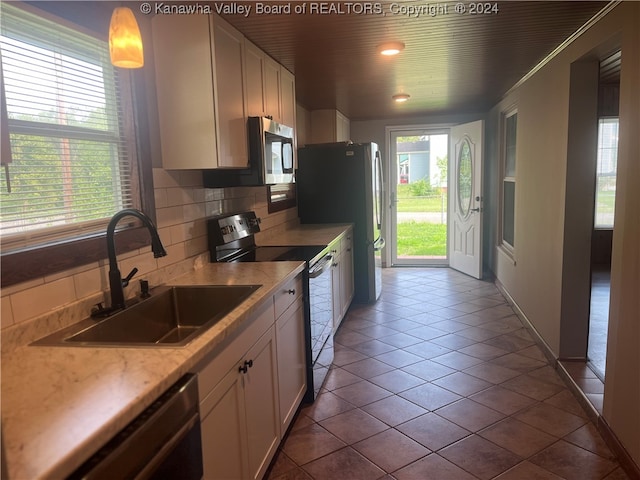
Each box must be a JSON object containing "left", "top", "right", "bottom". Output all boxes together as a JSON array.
[
  {"left": 378, "top": 42, "right": 405, "bottom": 56},
  {"left": 392, "top": 93, "right": 410, "bottom": 103}
]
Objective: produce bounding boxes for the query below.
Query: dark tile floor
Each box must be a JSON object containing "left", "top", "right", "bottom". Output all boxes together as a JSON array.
[{"left": 266, "top": 268, "right": 629, "bottom": 480}]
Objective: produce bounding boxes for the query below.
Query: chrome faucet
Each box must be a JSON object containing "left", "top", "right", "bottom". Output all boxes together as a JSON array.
[{"left": 104, "top": 209, "right": 167, "bottom": 313}]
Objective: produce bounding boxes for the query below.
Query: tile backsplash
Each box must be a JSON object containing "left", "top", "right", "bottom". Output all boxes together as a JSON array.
[{"left": 1, "top": 168, "right": 299, "bottom": 347}]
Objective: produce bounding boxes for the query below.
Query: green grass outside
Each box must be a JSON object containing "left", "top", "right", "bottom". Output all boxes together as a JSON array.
[
  {"left": 396, "top": 221, "right": 447, "bottom": 257},
  {"left": 395, "top": 183, "right": 448, "bottom": 257},
  {"left": 396, "top": 184, "right": 447, "bottom": 213}
]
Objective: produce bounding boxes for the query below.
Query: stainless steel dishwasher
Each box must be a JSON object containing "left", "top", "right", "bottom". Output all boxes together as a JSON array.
[{"left": 68, "top": 374, "right": 203, "bottom": 480}]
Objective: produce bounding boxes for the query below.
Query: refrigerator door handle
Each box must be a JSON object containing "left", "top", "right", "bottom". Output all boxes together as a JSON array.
[
  {"left": 375, "top": 150, "right": 384, "bottom": 231},
  {"left": 373, "top": 236, "right": 385, "bottom": 251}
]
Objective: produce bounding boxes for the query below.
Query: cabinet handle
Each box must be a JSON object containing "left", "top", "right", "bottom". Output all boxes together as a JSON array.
[
  {"left": 287, "top": 289, "right": 296, "bottom": 295},
  {"left": 238, "top": 360, "right": 253, "bottom": 374}
]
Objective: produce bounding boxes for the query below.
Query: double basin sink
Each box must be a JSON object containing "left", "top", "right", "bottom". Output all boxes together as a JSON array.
[{"left": 33, "top": 284, "right": 261, "bottom": 347}]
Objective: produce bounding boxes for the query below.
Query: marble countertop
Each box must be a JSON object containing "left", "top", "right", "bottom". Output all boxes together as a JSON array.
[{"left": 1, "top": 261, "right": 305, "bottom": 480}]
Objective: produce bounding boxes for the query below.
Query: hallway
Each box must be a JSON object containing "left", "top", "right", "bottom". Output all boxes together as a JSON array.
[{"left": 266, "top": 268, "right": 629, "bottom": 480}]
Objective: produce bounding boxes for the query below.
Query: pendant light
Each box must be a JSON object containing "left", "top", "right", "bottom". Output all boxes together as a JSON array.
[
  {"left": 109, "top": 7, "right": 144, "bottom": 68},
  {"left": 378, "top": 42, "right": 405, "bottom": 56},
  {"left": 392, "top": 93, "right": 410, "bottom": 103}
]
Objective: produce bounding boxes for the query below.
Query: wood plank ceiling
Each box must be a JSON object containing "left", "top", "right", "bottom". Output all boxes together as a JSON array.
[{"left": 217, "top": 1, "right": 610, "bottom": 120}]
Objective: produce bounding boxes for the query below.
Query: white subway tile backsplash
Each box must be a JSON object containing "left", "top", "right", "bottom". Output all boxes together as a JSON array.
[
  {"left": 11, "top": 276, "right": 77, "bottom": 323},
  {"left": 152, "top": 168, "right": 181, "bottom": 188},
  {"left": 154, "top": 188, "right": 168, "bottom": 209},
  {"left": 156, "top": 205, "right": 185, "bottom": 228},
  {"left": 2, "top": 165, "right": 296, "bottom": 333},
  {"left": 73, "top": 265, "right": 107, "bottom": 300},
  {"left": 179, "top": 170, "right": 204, "bottom": 187}
]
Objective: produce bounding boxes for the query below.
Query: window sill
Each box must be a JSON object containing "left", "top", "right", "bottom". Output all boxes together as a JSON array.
[{"left": 1, "top": 227, "right": 153, "bottom": 288}]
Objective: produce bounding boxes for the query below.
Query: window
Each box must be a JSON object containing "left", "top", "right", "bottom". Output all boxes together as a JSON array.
[
  {"left": 1, "top": 3, "right": 137, "bottom": 247},
  {"left": 0, "top": 3, "right": 153, "bottom": 287},
  {"left": 501, "top": 110, "right": 517, "bottom": 251},
  {"left": 594, "top": 118, "right": 618, "bottom": 228}
]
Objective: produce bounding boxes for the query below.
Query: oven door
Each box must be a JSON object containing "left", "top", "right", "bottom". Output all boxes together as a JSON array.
[{"left": 307, "top": 253, "right": 334, "bottom": 398}]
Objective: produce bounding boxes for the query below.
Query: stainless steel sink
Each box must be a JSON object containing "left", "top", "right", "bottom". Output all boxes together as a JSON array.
[{"left": 32, "top": 285, "right": 261, "bottom": 347}]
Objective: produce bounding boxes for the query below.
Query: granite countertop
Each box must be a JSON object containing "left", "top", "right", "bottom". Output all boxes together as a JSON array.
[
  {"left": 1, "top": 261, "right": 305, "bottom": 480},
  {"left": 260, "top": 223, "right": 353, "bottom": 247}
]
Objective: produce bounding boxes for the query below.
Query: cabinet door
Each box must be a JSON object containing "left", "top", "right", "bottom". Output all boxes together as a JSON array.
[
  {"left": 244, "top": 40, "right": 266, "bottom": 117},
  {"left": 243, "top": 326, "right": 280, "bottom": 480},
  {"left": 337, "top": 111, "right": 351, "bottom": 142},
  {"left": 276, "top": 297, "right": 306, "bottom": 434},
  {"left": 212, "top": 16, "right": 248, "bottom": 168},
  {"left": 152, "top": 14, "right": 218, "bottom": 169},
  {"left": 200, "top": 366, "right": 248, "bottom": 480},
  {"left": 280, "top": 67, "right": 296, "bottom": 129},
  {"left": 264, "top": 56, "right": 281, "bottom": 122}
]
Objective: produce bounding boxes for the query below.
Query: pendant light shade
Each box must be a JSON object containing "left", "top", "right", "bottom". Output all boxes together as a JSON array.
[
  {"left": 109, "top": 7, "right": 144, "bottom": 68},
  {"left": 392, "top": 93, "right": 410, "bottom": 103}
]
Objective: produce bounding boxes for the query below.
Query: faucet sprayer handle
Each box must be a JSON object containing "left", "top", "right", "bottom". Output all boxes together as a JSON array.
[{"left": 122, "top": 267, "right": 139, "bottom": 288}]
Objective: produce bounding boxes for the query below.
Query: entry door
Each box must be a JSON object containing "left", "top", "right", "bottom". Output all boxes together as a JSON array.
[
  {"left": 449, "top": 120, "right": 484, "bottom": 279},
  {"left": 388, "top": 128, "right": 449, "bottom": 266}
]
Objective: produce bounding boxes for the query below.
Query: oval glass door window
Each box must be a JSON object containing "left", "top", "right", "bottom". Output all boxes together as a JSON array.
[{"left": 457, "top": 139, "right": 473, "bottom": 216}]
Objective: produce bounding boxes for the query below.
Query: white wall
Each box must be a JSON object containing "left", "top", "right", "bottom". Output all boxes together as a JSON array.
[{"left": 486, "top": 3, "right": 639, "bottom": 466}]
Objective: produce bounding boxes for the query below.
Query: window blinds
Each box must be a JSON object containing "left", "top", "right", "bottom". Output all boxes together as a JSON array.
[{"left": 0, "top": 4, "right": 134, "bottom": 250}]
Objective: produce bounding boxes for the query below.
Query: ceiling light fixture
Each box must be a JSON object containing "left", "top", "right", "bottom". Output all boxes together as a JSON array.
[
  {"left": 378, "top": 42, "right": 405, "bottom": 56},
  {"left": 109, "top": 7, "right": 144, "bottom": 68},
  {"left": 392, "top": 93, "right": 410, "bottom": 103}
]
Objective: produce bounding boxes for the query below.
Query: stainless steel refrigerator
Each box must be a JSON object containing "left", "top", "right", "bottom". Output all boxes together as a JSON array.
[{"left": 297, "top": 142, "right": 384, "bottom": 303}]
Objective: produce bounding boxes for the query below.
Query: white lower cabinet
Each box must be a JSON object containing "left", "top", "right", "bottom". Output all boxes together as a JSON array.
[
  {"left": 198, "top": 302, "right": 279, "bottom": 480},
  {"left": 331, "top": 228, "right": 355, "bottom": 332},
  {"left": 276, "top": 296, "right": 306, "bottom": 433},
  {"left": 197, "top": 273, "right": 305, "bottom": 480},
  {"left": 200, "top": 362, "right": 247, "bottom": 479}
]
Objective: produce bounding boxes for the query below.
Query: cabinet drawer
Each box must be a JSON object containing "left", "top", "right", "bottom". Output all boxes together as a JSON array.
[
  {"left": 274, "top": 274, "right": 303, "bottom": 319},
  {"left": 197, "top": 299, "right": 274, "bottom": 403}
]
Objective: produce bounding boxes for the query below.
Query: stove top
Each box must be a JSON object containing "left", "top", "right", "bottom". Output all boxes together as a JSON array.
[
  {"left": 208, "top": 211, "right": 328, "bottom": 265},
  {"left": 221, "top": 245, "right": 326, "bottom": 264}
]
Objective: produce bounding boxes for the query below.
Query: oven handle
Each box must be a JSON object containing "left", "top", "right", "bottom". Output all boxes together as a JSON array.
[{"left": 309, "top": 254, "right": 333, "bottom": 278}]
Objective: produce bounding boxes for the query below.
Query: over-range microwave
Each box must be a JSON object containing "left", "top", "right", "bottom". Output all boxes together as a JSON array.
[{"left": 203, "top": 116, "right": 295, "bottom": 187}]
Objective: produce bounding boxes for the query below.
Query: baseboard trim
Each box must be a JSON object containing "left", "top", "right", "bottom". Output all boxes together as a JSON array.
[
  {"left": 494, "top": 279, "right": 640, "bottom": 480},
  {"left": 598, "top": 416, "right": 640, "bottom": 480}
]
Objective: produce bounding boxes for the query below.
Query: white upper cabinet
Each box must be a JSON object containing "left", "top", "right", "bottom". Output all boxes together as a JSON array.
[
  {"left": 264, "top": 56, "right": 282, "bottom": 122},
  {"left": 244, "top": 40, "right": 267, "bottom": 118},
  {"left": 280, "top": 67, "right": 297, "bottom": 129},
  {"left": 211, "top": 16, "right": 249, "bottom": 168},
  {"left": 152, "top": 14, "right": 218, "bottom": 169},
  {"left": 246, "top": 44, "right": 296, "bottom": 130},
  {"left": 310, "top": 109, "right": 351, "bottom": 144},
  {"left": 152, "top": 14, "right": 296, "bottom": 171}
]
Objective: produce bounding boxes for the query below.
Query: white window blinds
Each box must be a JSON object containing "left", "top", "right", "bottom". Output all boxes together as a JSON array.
[{"left": 0, "top": 4, "right": 136, "bottom": 250}]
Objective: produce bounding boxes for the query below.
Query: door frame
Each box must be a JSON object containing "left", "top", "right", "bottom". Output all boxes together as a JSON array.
[{"left": 385, "top": 124, "right": 451, "bottom": 267}]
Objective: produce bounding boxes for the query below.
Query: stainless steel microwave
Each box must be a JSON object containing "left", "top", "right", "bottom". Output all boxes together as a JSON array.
[{"left": 203, "top": 116, "right": 295, "bottom": 187}]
